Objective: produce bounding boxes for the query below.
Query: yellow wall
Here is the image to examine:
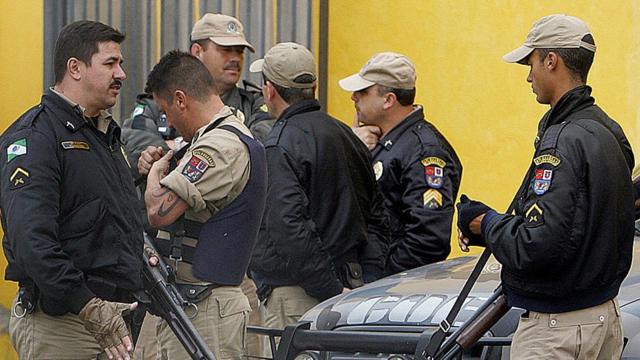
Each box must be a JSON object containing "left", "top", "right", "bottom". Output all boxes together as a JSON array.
[
  {"left": 327, "top": 0, "right": 640, "bottom": 257},
  {"left": 0, "top": 0, "right": 42, "bottom": 358}
]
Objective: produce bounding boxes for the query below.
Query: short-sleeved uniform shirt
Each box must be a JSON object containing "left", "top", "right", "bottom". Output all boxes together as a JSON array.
[{"left": 158, "top": 106, "right": 252, "bottom": 282}]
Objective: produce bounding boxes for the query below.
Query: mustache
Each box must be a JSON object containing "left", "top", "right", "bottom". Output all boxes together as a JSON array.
[
  {"left": 223, "top": 62, "right": 241, "bottom": 71},
  {"left": 110, "top": 80, "right": 123, "bottom": 87}
]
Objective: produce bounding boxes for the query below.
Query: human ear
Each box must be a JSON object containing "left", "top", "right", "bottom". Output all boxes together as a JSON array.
[{"left": 67, "top": 58, "right": 82, "bottom": 80}]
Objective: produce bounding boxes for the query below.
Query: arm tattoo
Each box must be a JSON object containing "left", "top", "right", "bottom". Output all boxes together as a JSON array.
[{"left": 157, "top": 191, "right": 179, "bottom": 217}]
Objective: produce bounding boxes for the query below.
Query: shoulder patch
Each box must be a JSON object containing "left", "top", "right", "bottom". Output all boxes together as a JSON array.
[
  {"left": 132, "top": 104, "right": 145, "bottom": 117},
  {"left": 533, "top": 154, "right": 561, "bottom": 167},
  {"left": 423, "top": 189, "right": 443, "bottom": 209},
  {"left": 192, "top": 149, "right": 216, "bottom": 167},
  {"left": 421, "top": 156, "right": 446, "bottom": 168},
  {"left": 181, "top": 155, "right": 210, "bottom": 182},
  {"left": 9, "top": 167, "right": 30, "bottom": 189},
  {"left": 425, "top": 165, "right": 444, "bottom": 189},
  {"left": 7, "top": 139, "right": 27, "bottom": 162},
  {"left": 532, "top": 168, "right": 553, "bottom": 195},
  {"left": 61, "top": 141, "right": 90, "bottom": 150}
]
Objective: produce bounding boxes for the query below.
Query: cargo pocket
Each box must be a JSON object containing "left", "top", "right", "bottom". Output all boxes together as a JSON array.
[{"left": 216, "top": 295, "right": 250, "bottom": 359}]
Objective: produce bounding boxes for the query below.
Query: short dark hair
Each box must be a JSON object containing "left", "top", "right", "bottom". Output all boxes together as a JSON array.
[
  {"left": 537, "top": 34, "right": 596, "bottom": 83},
  {"left": 145, "top": 50, "right": 215, "bottom": 103},
  {"left": 190, "top": 38, "right": 212, "bottom": 50},
  {"left": 376, "top": 85, "right": 416, "bottom": 106},
  {"left": 263, "top": 73, "right": 315, "bottom": 105},
  {"left": 53, "top": 20, "right": 125, "bottom": 84}
]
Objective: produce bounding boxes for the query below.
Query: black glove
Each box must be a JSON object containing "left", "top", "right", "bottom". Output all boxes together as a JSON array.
[{"left": 456, "top": 194, "right": 492, "bottom": 246}]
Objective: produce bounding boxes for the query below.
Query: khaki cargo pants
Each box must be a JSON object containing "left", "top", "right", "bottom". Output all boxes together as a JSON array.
[
  {"left": 261, "top": 286, "right": 319, "bottom": 357},
  {"left": 9, "top": 295, "right": 106, "bottom": 359},
  {"left": 134, "top": 276, "right": 262, "bottom": 360},
  {"left": 156, "top": 286, "right": 250, "bottom": 360},
  {"left": 510, "top": 298, "right": 623, "bottom": 359}
]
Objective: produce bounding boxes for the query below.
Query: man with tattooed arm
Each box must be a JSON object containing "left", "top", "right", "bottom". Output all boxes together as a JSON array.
[{"left": 137, "top": 50, "right": 266, "bottom": 360}]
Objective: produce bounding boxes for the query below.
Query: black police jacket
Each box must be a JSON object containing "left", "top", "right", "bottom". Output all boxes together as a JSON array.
[
  {"left": 250, "top": 100, "right": 390, "bottom": 301},
  {"left": 482, "top": 86, "right": 635, "bottom": 313},
  {"left": 0, "top": 90, "right": 144, "bottom": 315},
  {"left": 373, "top": 106, "right": 462, "bottom": 274}
]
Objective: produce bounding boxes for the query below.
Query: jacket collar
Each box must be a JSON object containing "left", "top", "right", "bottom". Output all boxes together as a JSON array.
[
  {"left": 373, "top": 105, "right": 424, "bottom": 154},
  {"left": 43, "top": 89, "right": 88, "bottom": 132},
  {"left": 538, "top": 85, "right": 595, "bottom": 134},
  {"left": 42, "top": 89, "right": 122, "bottom": 142},
  {"left": 277, "top": 99, "right": 321, "bottom": 121}
]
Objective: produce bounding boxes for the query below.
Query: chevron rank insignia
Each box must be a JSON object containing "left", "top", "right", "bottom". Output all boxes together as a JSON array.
[
  {"left": 423, "top": 189, "right": 443, "bottom": 209},
  {"left": 525, "top": 202, "right": 544, "bottom": 227},
  {"left": 9, "top": 167, "right": 30, "bottom": 189}
]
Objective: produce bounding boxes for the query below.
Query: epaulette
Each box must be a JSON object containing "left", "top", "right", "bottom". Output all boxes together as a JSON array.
[
  {"left": 242, "top": 80, "right": 262, "bottom": 93},
  {"left": 17, "top": 104, "right": 45, "bottom": 130},
  {"left": 414, "top": 121, "right": 439, "bottom": 147},
  {"left": 538, "top": 122, "right": 570, "bottom": 151}
]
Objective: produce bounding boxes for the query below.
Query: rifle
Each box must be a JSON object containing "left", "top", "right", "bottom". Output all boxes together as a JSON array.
[
  {"left": 141, "top": 233, "right": 216, "bottom": 360},
  {"left": 432, "top": 286, "right": 510, "bottom": 359}
]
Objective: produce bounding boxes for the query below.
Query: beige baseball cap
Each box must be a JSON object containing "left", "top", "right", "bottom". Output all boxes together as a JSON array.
[
  {"left": 339, "top": 52, "right": 416, "bottom": 92},
  {"left": 249, "top": 42, "right": 317, "bottom": 89},
  {"left": 503, "top": 14, "right": 596, "bottom": 63},
  {"left": 191, "top": 13, "right": 255, "bottom": 52}
]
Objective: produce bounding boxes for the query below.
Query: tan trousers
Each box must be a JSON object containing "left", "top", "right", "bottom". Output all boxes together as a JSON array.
[
  {"left": 241, "top": 276, "right": 264, "bottom": 358},
  {"left": 510, "top": 298, "right": 623, "bottom": 359},
  {"left": 9, "top": 295, "right": 106, "bottom": 360},
  {"left": 134, "top": 276, "right": 261, "bottom": 360},
  {"left": 261, "top": 286, "right": 318, "bottom": 357},
  {"left": 156, "top": 286, "right": 250, "bottom": 360}
]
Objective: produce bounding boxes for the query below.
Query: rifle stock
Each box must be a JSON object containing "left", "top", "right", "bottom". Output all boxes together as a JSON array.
[
  {"left": 456, "top": 292, "right": 509, "bottom": 350},
  {"left": 142, "top": 233, "right": 216, "bottom": 360}
]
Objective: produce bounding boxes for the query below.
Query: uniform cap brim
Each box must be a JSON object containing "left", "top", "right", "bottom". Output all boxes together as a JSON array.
[
  {"left": 502, "top": 45, "right": 535, "bottom": 64},
  {"left": 210, "top": 36, "right": 255, "bottom": 53},
  {"left": 338, "top": 73, "right": 376, "bottom": 92},
  {"left": 249, "top": 59, "right": 264, "bottom": 73}
]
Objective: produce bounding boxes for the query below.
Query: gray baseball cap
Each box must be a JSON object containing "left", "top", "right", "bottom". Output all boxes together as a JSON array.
[
  {"left": 249, "top": 42, "right": 317, "bottom": 89},
  {"left": 191, "top": 13, "right": 255, "bottom": 52},
  {"left": 503, "top": 14, "right": 596, "bottom": 63},
  {"left": 339, "top": 52, "right": 416, "bottom": 92}
]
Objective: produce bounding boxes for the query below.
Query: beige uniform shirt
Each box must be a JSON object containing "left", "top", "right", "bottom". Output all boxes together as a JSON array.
[{"left": 159, "top": 106, "right": 252, "bottom": 283}]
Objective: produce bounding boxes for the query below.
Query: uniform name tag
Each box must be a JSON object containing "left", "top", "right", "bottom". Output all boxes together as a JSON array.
[{"left": 61, "top": 141, "right": 90, "bottom": 150}]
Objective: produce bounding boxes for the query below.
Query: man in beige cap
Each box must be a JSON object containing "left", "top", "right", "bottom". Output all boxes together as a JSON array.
[
  {"left": 456, "top": 14, "right": 633, "bottom": 358},
  {"left": 248, "top": 43, "right": 389, "bottom": 344},
  {"left": 189, "top": 13, "right": 273, "bottom": 140},
  {"left": 340, "top": 52, "right": 462, "bottom": 274}
]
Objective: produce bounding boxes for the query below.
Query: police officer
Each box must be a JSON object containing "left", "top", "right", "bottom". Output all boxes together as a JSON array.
[
  {"left": 340, "top": 52, "right": 462, "bottom": 274},
  {"left": 122, "top": 15, "right": 269, "bottom": 357},
  {"left": 249, "top": 43, "right": 389, "bottom": 334},
  {"left": 138, "top": 50, "right": 266, "bottom": 360},
  {"left": 1, "top": 21, "right": 142, "bottom": 360},
  {"left": 123, "top": 13, "right": 271, "bottom": 149},
  {"left": 457, "top": 15, "right": 634, "bottom": 359}
]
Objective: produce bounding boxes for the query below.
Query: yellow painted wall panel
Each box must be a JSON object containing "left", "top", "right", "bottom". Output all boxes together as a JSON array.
[
  {"left": 327, "top": 0, "right": 640, "bottom": 257},
  {"left": 0, "top": 1, "right": 42, "bottom": 358}
]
